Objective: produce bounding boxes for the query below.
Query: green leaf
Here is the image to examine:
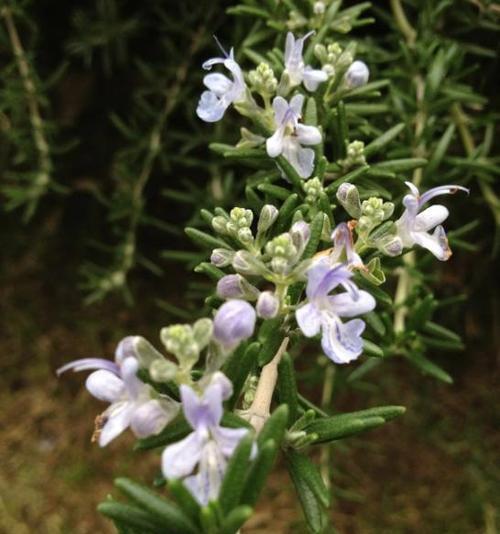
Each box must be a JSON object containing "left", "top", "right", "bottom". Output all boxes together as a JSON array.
[
  {"left": 219, "top": 505, "right": 253, "bottom": 534},
  {"left": 135, "top": 415, "right": 191, "bottom": 450},
  {"left": 422, "top": 321, "right": 461, "bottom": 343},
  {"left": 363, "top": 339, "right": 384, "bottom": 358},
  {"left": 277, "top": 353, "right": 299, "bottom": 424},
  {"left": 257, "top": 404, "right": 290, "bottom": 448},
  {"left": 364, "top": 312, "right": 386, "bottom": 336},
  {"left": 257, "top": 183, "right": 292, "bottom": 200},
  {"left": 275, "top": 193, "right": 299, "bottom": 232},
  {"left": 185, "top": 227, "right": 230, "bottom": 250},
  {"left": 219, "top": 434, "right": 255, "bottom": 514},
  {"left": 301, "top": 212, "right": 325, "bottom": 260},
  {"left": 276, "top": 155, "right": 304, "bottom": 191},
  {"left": 408, "top": 294, "right": 437, "bottom": 330},
  {"left": 98, "top": 502, "right": 163, "bottom": 533},
  {"left": 114, "top": 478, "right": 198, "bottom": 534},
  {"left": 257, "top": 318, "right": 285, "bottom": 365},
  {"left": 305, "top": 97, "right": 318, "bottom": 126},
  {"left": 168, "top": 479, "right": 201, "bottom": 527},
  {"left": 407, "top": 352, "right": 453, "bottom": 383},
  {"left": 304, "top": 405, "right": 405, "bottom": 443},
  {"left": 194, "top": 262, "right": 225, "bottom": 281},
  {"left": 325, "top": 165, "right": 370, "bottom": 194},
  {"left": 371, "top": 158, "right": 428, "bottom": 173},
  {"left": 240, "top": 439, "right": 278, "bottom": 507},
  {"left": 364, "top": 123, "right": 406, "bottom": 159},
  {"left": 286, "top": 451, "right": 330, "bottom": 508},
  {"left": 360, "top": 257, "right": 386, "bottom": 285},
  {"left": 286, "top": 452, "right": 327, "bottom": 533}
]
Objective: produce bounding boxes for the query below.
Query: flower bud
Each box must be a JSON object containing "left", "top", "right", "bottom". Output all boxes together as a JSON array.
[
  {"left": 256, "top": 291, "right": 280, "bottom": 319},
  {"left": 336, "top": 182, "right": 362, "bottom": 218},
  {"left": 217, "top": 274, "right": 259, "bottom": 300},
  {"left": 257, "top": 204, "right": 279, "bottom": 234},
  {"left": 291, "top": 220, "right": 311, "bottom": 256},
  {"left": 212, "top": 216, "right": 229, "bottom": 234},
  {"left": 213, "top": 300, "right": 256, "bottom": 348},
  {"left": 345, "top": 60, "right": 369, "bottom": 89},
  {"left": 237, "top": 227, "right": 254, "bottom": 244},
  {"left": 210, "top": 248, "right": 234, "bottom": 267},
  {"left": 313, "top": 1, "right": 326, "bottom": 15}
]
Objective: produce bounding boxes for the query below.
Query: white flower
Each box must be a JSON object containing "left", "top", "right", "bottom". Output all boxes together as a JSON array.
[
  {"left": 266, "top": 95, "right": 322, "bottom": 179},
  {"left": 197, "top": 47, "right": 246, "bottom": 122},
  {"left": 396, "top": 182, "right": 469, "bottom": 261},
  {"left": 284, "top": 32, "right": 328, "bottom": 92}
]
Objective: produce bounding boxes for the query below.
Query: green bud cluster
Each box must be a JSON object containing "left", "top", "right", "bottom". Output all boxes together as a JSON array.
[
  {"left": 339, "top": 140, "right": 366, "bottom": 169},
  {"left": 314, "top": 42, "right": 352, "bottom": 77},
  {"left": 303, "top": 177, "right": 323, "bottom": 205},
  {"left": 160, "top": 318, "right": 213, "bottom": 372},
  {"left": 212, "top": 207, "right": 254, "bottom": 245},
  {"left": 358, "top": 197, "right": 394, "bottom": 233},
  {"left": 248, "top": 62, "right": 278, "bottom": 97},
  {"left": 266, "top": 233, "right": 298, "bottom": 274}
]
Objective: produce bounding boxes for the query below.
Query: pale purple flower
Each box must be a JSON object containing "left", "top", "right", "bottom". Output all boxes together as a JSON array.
[
  {"left": 162, "top": 372, "right": 253, "bottom": 505},
  {"left": 344, "top": 60, "right": 370, "bottom": 89},
  {"left": 213, "top": 299, "right": 256, "bottom": 348},
  {"left": 266, "top": 95, "right": 322, "bottom": 179},
  {"left": 284, "top": 32, "right": 327, "bottom": 91},
  {"left": 196, "top": 45, "right": 246, "bottom": 123},
  {"left": 216, "top": 274, "right": 259, "bottom": 300},
  {"left": 330, "top": 222, "right": 363, "bottom": 268},
  {"left": 57, "top": 341, "right": 179, "bottom": 446},
  {"left": 396, "top": 182, "right": 469, "bottom": 261},
  {"left": 296, "top": 258, "right": 375, "bottom": 364}
]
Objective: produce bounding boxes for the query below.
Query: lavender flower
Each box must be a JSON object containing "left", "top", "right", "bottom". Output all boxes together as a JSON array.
[
  {"left": 213, "top": 299, "right": 256, "bottom": 348},
  {"left": 284, "top": 32, "right": 327, "bottom": 91},
  {"left": 329, "top": 222, "right": 363, "bottom": 268},
  {"left": 57, "top": 342, "right": 179, "bottom": 446},
  {"left": 296, "top": 259, "right": 375, "bottom": 364},
  {"left": 197, "top": 46, "right": 246, "bottom": 123},
  {"left": 396, "top": 182, "right": 469, "bottom": 260},
  {"left": 266, "top": 95, "right": 321, "bottom": 179},
  {"left": 256, "top": 291, "right": 280, "bottom": 319},
  {"left": 162, "top": 372, "right": 253, "bottom": 505}
]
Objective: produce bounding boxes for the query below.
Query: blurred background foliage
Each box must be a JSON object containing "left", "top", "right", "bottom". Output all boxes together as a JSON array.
[{"left": 0, "top": 0, "right": 498, "bottom": 532}]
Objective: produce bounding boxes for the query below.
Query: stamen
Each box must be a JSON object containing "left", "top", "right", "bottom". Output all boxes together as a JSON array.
[{"left": 213, "top": 35, "right": 229, "bottom": 58}]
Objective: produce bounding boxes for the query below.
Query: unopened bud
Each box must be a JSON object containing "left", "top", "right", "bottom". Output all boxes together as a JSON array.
[
  {"left": 212, "top": 216, "right": 229, "bottom": 234},
  {"left": 210, "top": 248, "right": 234, "bottom": 267},
  {"left": 345, "top": 60, "right": 369, "bottom": 89},
  {"left": 257, "top": 204, "right": 279, "bottom": 234},
  {"left": 192, "top": 318, "right": 213, "bottom": 349},
  {"left": 377, "top": 235, "right": 403, "bottom": 257},
  {"left": 217, "top": 274, "right": 259, "bottom": 300},
  {"left": 336, "top": 182, "right": 362, "bottom": 218},
  {"left": 256, "top": 291, "right": 280, "bottom": 319},
  {"left": 232, "top": 250, "right": 267, "bottom": 276}
]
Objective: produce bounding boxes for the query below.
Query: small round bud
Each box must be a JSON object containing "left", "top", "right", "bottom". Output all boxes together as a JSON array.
[
  {"left": 149, "top": 359, "right": 178, "bottom": 382},
  {"left": 210, "top": 248, "right": 234, "bottom": 267},
  {"left": 213, "top": 300, "right": 256, "bottom": 348},
  {"left": 313, "top": 1, "right": 326, "bottom": 15},
  {"left": 212, "top": 216, "right": 229, "bottom": 234},
  {"left": 256, "top": 291, "right": 280, "bottom": 319},
  {"left": 336, "top": 182, "right": 362, "bottom": 218},
  {"left": 345, "top": 60, "right": 369, "bottom": 89},
  {"left": 237, "top": 227, "right": 254, "bottom": 244}
]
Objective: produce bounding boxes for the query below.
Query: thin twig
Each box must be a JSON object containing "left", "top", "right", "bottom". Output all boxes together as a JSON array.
[
  {"left": 2, "top": 6, "right": 51, "bottom": 216},
  {"left": 244, "top": 337, "right": 290, "bottom": 433}
]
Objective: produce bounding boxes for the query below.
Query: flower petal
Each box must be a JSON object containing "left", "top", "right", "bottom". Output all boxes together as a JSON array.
[
  {"left": 320, "top": 315, "right": 365, "bottom": 364},
  {"left": 295, "top": 124, "right": 322, "bottom": 146},
  {"left": 120, "top": 357, "right": 143, "bottom": 399},
  {"left": 418, "top": 184, "right": 469, "bottom": 208},
  {"left": 162, "top": 431, "right": 204, "bottom": 479},
  {"left": 413, "top": 225, "right": 451, "bottom": 261},
  {"left": 85, "top": 370, "right": 125, "bottom": 403},
  {"left": 414, "top": 205, "right": 449, "bottom": 232},
  {"left": 203, "top": 73, "right": 232, "bottom": 96},
  {"left": 266, "top": 126, "right": 285, "bottom": 158},
  {"left": 202, "top": 56, "right": 225, "bottom": 70},
  {"left": 303, "top": 67, "right": 328, "bottom": 91},
  {"left": 282, "top": 138, "right": 314, "bottom": 178},
  {"left": 328, "top": 290, "right": 376, "bottom": 318},
  {"left": 196, "top": 91, "right": 228, "bottom": 123},
  {"left": 296, "top": 302, "right": 322, "bottom": 337},
  {"left": 289, "top": 94, "right": 304, "bottom": 117},
  {"left": 99, "top": 402, "right": 134, "bottom": 447},
  {"left": 272, "top": 96, "right": 289, "bottom": 125},
  {"left": 56, "top": 358, "right": 119, "bottom": 376}
]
